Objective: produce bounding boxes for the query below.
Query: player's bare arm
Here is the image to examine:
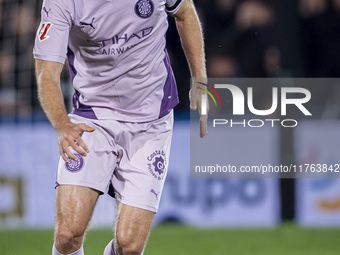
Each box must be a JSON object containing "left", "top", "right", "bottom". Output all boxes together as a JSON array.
[
  {"left": 35, "top": 59, "right": 95, "bottom": 162},
  {"left": 173, "top": 0, "right": 208, "bottom": 138}
]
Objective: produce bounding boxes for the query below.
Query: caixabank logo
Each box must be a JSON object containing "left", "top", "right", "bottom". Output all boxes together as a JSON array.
[{"left": 197, "top": 82, "right": 312, "bottom": 128}]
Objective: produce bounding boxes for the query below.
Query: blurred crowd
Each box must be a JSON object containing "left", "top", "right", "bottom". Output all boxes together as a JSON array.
[
  {"left": 1, "top": 0, "right": 340, "bottom": 121},
  {"left": 0, "top": 0, "right": 39, "bottom": 121}
]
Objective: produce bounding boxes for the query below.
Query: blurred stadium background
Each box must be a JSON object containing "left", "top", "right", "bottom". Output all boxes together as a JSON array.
[{"left": 1, "top": 0, "right": 340, "bottom": 254}]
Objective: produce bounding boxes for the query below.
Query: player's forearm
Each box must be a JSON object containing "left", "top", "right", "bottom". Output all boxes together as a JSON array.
[
  {"left": 175, "top": 1, "right": 206, "bottom": 79},
  {"left": 35, "top": 61, "right": 71, "bottom": 131},
  {"left": 38, "top": 79, "right": 70, "bottom": 130}
]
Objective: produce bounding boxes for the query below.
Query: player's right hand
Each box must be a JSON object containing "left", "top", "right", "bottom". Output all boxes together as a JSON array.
[
  {"left": 56, "top": 122, "right": 95, "bottom": 162},
  {"left": 189, "top": 80, "right": 209, "bottom": 138}
]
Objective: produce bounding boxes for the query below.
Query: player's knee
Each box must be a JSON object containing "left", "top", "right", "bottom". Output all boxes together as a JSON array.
[
  {"left": 116, "top": 234, "right": 144, "bottom": 255},
  {"left": 55, "top": 227, "right": 84, "bottom": 251},
  {"left": 55, "top": 229, "right": 74, "bottom": 248}
]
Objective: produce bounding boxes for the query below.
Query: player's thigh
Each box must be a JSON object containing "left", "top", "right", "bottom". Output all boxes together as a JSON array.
[
  {"left": 116, "top": 202, "right": 155, "bottom": 246},
  {"left": 55, "top": 185, "right": 99, "bottom": 233},
  {"left": 111, "top": 111, "right": 174, "bottom": 213}
]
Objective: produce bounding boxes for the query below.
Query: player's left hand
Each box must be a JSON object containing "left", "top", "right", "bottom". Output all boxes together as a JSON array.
[{"left": 189, "top": 80, "right": 209, "bottom": 138}]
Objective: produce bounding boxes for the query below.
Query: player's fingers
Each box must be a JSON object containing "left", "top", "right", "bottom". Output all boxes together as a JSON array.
[
  {"left": 60, "top": 138, "right": 81, "bottom": 160},
  {"left": 76, "top": 137, "right": 90, "bottom": 154},
  {"left": 190, "top": 99, "right": 198, "bottom": 111},
  {"left": 189, "top": 89, "right": 198, "bottom": 111},
  {"left": 200, "top": 115, "right": 208, "bottom": 138},
  {"left": 59, "top": 144, "right": 69, "bottom": 162},
  {"left": 59, "top": 139, "right": 79, "bottom": 162},
  {"left": 63, "top": 145, "right": 79, "bottom": 161},
  {"left": 78, "top": 123, "right": 95, "bottom": 133},
  {"left": 68, "top": 140, "right": 87, "bottom": 157}
]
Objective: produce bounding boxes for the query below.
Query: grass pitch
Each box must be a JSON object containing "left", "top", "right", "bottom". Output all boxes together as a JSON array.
[{"left": 0, "top": 223, "right": 339, "bottom": 255}]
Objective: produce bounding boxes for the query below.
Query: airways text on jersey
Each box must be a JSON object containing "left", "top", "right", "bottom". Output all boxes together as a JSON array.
[{"left": 87, "top": 27, "right": 153, "bottom": 55}]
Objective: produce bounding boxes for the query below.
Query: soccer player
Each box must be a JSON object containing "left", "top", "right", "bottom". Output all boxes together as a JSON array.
[{"left": 33, "top": 0, "right": 207, "bottom": 254}]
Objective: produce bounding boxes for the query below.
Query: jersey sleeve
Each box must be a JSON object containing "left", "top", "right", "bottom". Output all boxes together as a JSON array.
[
  {"left": 165, "top": 0, "right": 185, "bottom": 15},
  {"left": 33, "top": 0, "right": 73, "bottom": 64}
]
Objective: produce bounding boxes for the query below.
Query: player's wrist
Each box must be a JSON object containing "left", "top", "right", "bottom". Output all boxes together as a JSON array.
[
  {"left": 192, "top": 77, "right": 207, "bottom": 84},
  {"left": 53, "top": 118, "right": 73, "bottom": 132}
]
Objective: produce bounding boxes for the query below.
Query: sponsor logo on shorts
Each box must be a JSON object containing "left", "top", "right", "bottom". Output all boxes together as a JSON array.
[
  {"left": 147, "top": 150, "right": 167, "bottom": 180},
  {"left": 65, "top": 154, "right": 84, "bottom": 172},
  {"left": 135, "top": 0, "right": 154, "bottom": 19}
]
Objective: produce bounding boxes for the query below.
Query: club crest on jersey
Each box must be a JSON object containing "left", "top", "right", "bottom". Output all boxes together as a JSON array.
[
  {"left": 65, "top": 154, "right": 84, "bottom": 172},
  {"left": 147, "top": 150, "right": 167, "bottom": 180},
  {"left": 135, "top": 0, "right": 154, "bottom": 19},
  {"left": 38, "top": 22, "right": 53, "bottom": 42}
]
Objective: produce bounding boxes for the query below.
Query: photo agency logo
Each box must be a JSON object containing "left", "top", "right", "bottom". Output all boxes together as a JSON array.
[{"left": 198, "top": 82, "right": 312, "bottom": 128}]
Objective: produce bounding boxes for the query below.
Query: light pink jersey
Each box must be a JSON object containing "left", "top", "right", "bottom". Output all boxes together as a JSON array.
[{"left": 33, "top": 0, "right": 184, "bottom": 122}]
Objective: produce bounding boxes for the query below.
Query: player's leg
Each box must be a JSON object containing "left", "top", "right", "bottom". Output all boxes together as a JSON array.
[
  {"left": 54, "top": 115, "right": 118, "bottom": 254},
  {"left": 53, "top": 185, "right": 99, "bottom": 254},
  {"left": 103, "top": 112, "right": 174, "bottom": 255},
  {"left": 115, "top": 202, "right": 154, "bottom": 255},
  {"left": 104, "top": 201, "right": 154, "bottom": 255}
]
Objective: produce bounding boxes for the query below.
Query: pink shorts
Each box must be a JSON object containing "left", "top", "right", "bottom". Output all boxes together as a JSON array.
[{"left": 56, "top": 112, "right": 174, "bottom": 213}]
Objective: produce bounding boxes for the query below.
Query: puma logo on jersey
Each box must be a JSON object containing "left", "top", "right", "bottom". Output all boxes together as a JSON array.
[
  {"left": 38, "top": 22, "right": 53, "bottom": 42},
  {"left": 43, "top": 7, "right": 51, "bottom": 17},
  {"left": 80, "top": 17, "right": 96, "bottom": 29}
]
